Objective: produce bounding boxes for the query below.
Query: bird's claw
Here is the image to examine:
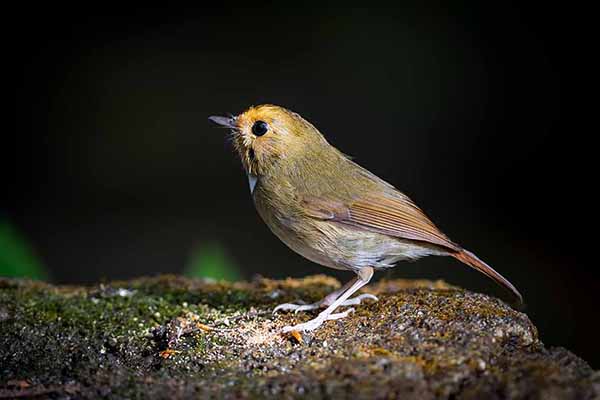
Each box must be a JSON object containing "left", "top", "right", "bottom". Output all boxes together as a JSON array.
[
  {"left": 339, "top": 293, "right": 378, "bottom": 306},
  {"left": 273, "top": 293, "right": 377, "bottom": 315},
  {"left": 281, "top": 308, "right": 355, "bottom": 333}
]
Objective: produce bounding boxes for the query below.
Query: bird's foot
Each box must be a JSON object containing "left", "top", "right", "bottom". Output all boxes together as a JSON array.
[
  {"left": 337, "top": 293, "right": 378, "bottom": 306},
  {"left": 281, "top": 308, "right": 355, "bottom": 333},
  {"left": 273, "top": 293, "right": 378, "bottom": 314}
]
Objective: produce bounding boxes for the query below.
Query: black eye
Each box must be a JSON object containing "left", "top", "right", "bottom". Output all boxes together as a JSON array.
[{"left": 252, "top": 120, "right": 268, "bottom": 136}]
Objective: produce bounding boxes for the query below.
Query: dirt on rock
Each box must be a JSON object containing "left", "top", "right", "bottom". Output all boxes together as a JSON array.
[{"left": 0, "top": 275, "right": 598, "bottom": 399}]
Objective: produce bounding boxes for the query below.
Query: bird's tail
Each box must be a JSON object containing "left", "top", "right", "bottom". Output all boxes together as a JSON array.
[{"left": 451, "top": 249, "right": 523, "bottom": 303}]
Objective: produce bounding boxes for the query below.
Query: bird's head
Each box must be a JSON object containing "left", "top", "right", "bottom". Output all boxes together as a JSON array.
[{"left": 209, "top": 104, "right": 328, "bottom": 176}]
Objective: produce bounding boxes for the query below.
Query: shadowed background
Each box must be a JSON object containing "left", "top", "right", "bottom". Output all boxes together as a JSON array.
[{"left": 6, "top": 5, "right": 596, "bottom": 366}]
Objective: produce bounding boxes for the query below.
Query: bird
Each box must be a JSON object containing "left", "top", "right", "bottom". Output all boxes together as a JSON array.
[{"left": 209, "top": 104, "right": 522, "bottom": 333}]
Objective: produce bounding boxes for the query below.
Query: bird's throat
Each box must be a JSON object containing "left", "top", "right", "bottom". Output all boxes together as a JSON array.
[{"left": 247, "top": 172, "right": 258, "bottom": 194}]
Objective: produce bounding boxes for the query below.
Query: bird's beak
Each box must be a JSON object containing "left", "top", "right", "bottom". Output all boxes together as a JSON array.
[{"left": 208, "top": 115, "right": 237, "bottom": 129}]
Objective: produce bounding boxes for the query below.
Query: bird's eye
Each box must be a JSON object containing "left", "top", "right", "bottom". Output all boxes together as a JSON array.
[{"left": 252, "top": 120, "right": 268, "bottom": 137}]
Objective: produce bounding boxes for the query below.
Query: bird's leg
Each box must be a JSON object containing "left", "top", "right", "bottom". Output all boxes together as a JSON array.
[
  {"left": 281, "top": 267, "right": 374, "bottom": 332},
  {"left": 273, "top": 275, "right": 378, "bottom": 314},
  {"left": 273, "top": 277, "right": 357, "bottom": 314}
]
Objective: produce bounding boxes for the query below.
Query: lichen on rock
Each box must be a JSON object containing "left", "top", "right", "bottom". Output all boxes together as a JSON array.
[{"left": 0, "top": 275, "right": 598, "bottom": 399}]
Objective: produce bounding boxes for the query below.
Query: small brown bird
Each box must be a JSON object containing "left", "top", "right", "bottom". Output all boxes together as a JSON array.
[{"left": 209, "top": 104, "right": 522, "bottom": 332}]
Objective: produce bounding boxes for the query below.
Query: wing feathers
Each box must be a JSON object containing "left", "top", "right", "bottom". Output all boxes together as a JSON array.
[
  {"left": 302, "top": 194, "right": 459, "bottom": 251},
  {"left": 348, "top": 197, "right": 459, "bottom": 250}
]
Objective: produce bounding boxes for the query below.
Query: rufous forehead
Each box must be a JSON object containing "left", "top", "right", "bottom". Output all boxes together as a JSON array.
[{"left": 238, "top": 105, "right": 290, "bottom": 124}]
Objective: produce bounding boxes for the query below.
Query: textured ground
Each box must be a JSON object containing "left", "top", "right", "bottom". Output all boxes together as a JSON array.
[{"left": 0, "top": 275, "right": 598, "bottom": 399}]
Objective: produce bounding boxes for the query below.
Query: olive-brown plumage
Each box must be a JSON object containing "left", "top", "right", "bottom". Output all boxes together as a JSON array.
[{"left": 209, "top": 104, "right": 522, "bottom": 332}]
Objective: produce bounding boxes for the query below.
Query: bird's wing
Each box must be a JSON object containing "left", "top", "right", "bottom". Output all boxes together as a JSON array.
[
  {"left": 301, "top": 193, "right": 524, "bottom": 302},
  {"left": 301, "top": 194, "right": 460, "bottom": 251}
]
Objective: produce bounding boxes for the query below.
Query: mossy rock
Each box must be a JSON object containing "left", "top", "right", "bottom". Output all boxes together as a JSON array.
[{"left": 0, "top": 275, "right": 597, "bottom": 399}]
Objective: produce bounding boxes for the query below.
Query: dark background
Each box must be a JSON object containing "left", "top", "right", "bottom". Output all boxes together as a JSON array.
[{"left": 7, "top": 5, "right": 597, "bottom": 366}]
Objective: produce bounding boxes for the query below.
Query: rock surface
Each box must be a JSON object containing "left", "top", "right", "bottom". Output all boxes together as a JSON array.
[{"left": 0, "top": 275, "right": 598, "bottom": 399}]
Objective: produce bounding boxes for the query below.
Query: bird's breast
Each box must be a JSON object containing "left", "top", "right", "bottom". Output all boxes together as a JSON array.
[{"left": 251, "top": 177, "right": 344, "bottom": 270}]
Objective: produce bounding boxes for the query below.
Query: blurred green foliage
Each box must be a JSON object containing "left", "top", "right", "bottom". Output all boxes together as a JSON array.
[
  {"left": 183, "top": 242, "right": 241, "bottom": 281},
  {"left": 0, "top": 221, "right": 49, "bottom": 279}
]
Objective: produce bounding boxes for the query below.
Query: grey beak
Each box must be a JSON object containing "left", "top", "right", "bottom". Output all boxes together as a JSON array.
[{"left": 208, "top": 115, "right": 237, "bottom": 129}]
